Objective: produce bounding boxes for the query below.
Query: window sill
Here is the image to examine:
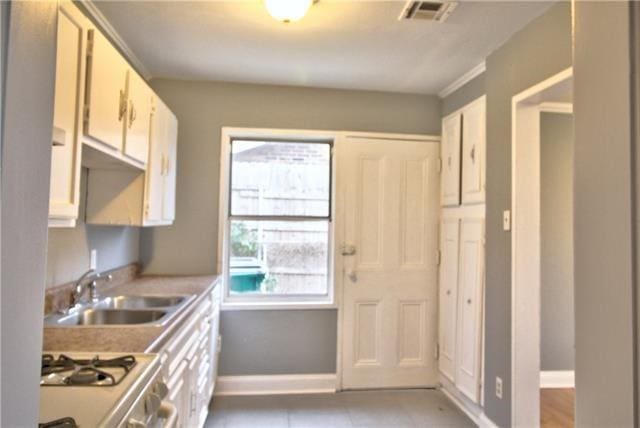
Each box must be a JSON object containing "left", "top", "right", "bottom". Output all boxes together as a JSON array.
[{"left": 221, "top": 300, "right": 337, "bottom": 311}]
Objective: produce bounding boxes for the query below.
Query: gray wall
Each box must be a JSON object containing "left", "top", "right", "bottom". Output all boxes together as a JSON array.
[
  {"left": 574, "top": 2, "right": 636, "bottom": 426},
  {"left": 46, "top": 169, "right": 140, "bottom": 288},
  {"left": 142, "top": 80, "right": 441, "bottom": 375},
  {"left": 442, "top": 3, "right": 572, "bottom": 426},
  {"left": 484, "top": 4, "right": 571, "bottom": 425},
  {"left": 441, "top": 72, "right": 486, "bottom": 117},
  {"left": 1, "top": 2, "right": 57, "bottom": 426},
  {"left": 540, "top": 112, "right": 574, "bottom": 371}
]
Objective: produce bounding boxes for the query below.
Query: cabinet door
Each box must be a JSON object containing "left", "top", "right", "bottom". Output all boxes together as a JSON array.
[
  {"left": 441, "top": 114, "right": 462, "bottom": 206},
  {"left": 455, "top": 218, "right": 484, "bottom": 403},
  {"left": 461, "top": 98, "right": 486, "bottom": 204},
  {"left": 84, "top": 29, "right": 128, "bottom": 151},
  {"left": 438, "top": 218, "right": 460, "bottom": 382},
  {"left": 124, "top": 70, "right": 152, "bottom": 164},
  {"left": 162, "top": 110, "right": 178, "bottom": 222},
  {"left": 144, "top": 97, "right": 167, "bottom": 223},
  {"left": 49, "top": 4, "right": 86, "bottom": 225}
]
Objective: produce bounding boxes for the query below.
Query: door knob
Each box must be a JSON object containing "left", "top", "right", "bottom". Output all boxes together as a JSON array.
[
  {"left": 346, "top": 269, "right": 357, "bottom": 282},
  {"left": 341, "top": 243, "right": 357, "bottom": 256}
]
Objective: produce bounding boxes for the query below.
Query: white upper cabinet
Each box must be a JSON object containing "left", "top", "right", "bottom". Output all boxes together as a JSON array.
[
  {"left": 162, "top": 110, "right": 178, "bottom": 222},
  {"left": 441, "top": 114, "right": 462, "bottom": 206},
  {"left": 441, "top": 96, "right": 486, "bottom": 207},
  {"left": 124, "top": 71, "right": 152, "bottom": 164},
  {"left": 49, "top": 2, "right": 88, "bottom": 227},
  {"left": 461, "top": 97, "right": 486, "bottom": 204},
  {"left": 144, "top": 97, "right": 178, "bottom": 225},
  {"left": 84, "top": 29, "right": 129, "bottom": 152}
]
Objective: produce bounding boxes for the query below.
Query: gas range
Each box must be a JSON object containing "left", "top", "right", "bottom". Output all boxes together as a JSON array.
[
  {"left": 41, "top": 354, "right": 137, "bottom": 386},
  {"left": 39, "top": 352, "right": 175, "bottom": 427}
]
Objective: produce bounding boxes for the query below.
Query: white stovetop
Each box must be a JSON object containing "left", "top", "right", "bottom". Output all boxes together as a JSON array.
[{"left": 39, "top": 352, "right": 160, "bottom": 427}]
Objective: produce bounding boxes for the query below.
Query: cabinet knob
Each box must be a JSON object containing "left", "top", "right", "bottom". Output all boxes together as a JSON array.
[
  {"left": 470, "top": 145, "right": 476, "bottom": 163},
  {"left": 467, "top": 298, "right": 472, "bottom": 305},
  {"left": 446, "top": 290, "right": 451, "bottom": 296}
]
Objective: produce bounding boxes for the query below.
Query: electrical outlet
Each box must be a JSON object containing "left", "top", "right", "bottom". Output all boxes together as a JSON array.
[
  {"left": 495, "top": 377, "right": 503, "bottom": 399},
  {"left": 90, "top": 249, "right": 98, "bottom": 270}
]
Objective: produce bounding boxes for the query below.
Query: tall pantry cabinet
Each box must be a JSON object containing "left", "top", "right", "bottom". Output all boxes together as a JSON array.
[{"left": 438, "top": 96, "right": 486, "bottom": 406}]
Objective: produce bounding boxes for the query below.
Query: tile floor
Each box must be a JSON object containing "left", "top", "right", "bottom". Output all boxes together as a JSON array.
[{"left": 205, "top": 389, "right": 476, "bottom": 427}]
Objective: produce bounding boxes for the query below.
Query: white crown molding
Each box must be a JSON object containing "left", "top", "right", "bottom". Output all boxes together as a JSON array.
[
  {"left": 214, "top": 374, "right": 337, "bottom": 396},
  {"left": 539, "top": 102, "right": 573, "bottom": 114},
  {"left": 82, "top": 1, "right": 152, "bottom": 80},
  {"left": 438, "top": 61, "right": 486, "bottom": 99},
  {"left": 540, "top": 370, "right": 575, "bottom": 388}
]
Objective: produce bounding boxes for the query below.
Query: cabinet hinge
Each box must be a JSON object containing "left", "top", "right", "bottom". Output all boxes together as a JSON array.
[
  {"left": 83, "top": 105, "right": 90, "bottom": 123},
  {"left": 436, "top": 250, "right": 441, "bottom": 267},
  {"left": 437, "top": 157, "right": 443, "bottom": 173},
  {"left": 86, "top": 31, "right": 94, "bottom": 57},
  {"left": 435, "top": 343, "right": 440, "bottom": 360}
]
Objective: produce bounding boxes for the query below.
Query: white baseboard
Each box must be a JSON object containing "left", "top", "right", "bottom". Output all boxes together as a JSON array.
[
  {"left": 440, "top": 386, "right": 480, "bottom": 425},
  {"left": 540, "top": 370, "right": 575, "bottom": 388},
  {"left": 478, "top": 412, "right": 500, "bottom": 428},
  {"left": 214, "top": 374, "right": 337, "bottom": 396}
]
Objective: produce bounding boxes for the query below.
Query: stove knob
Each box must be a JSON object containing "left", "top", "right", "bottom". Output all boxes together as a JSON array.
[
  {"left": 154, "top": 380, "right": 169, "bottom": 399},
  {"left": 145, "top": 392, "right": 162, "bottom": 415}
]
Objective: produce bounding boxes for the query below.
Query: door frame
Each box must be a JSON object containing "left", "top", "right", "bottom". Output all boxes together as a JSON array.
[
  {"left": 511, "top": 67, "right": 573, "bottom": 427},
  {"left": 334, "top": 131, "right": 440, "bottom": 391}
]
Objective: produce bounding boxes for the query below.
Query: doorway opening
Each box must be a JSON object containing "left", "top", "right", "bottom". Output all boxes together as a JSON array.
[{"left": 511, "top": 68, "right": 574, "bottom": 427}]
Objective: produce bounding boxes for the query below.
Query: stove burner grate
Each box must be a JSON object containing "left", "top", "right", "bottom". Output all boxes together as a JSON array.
[
  {"left": 41, "top": 354, "right": 136, "bottom": 386},
  {"left": 39, "top": 417, "right": 78, "bottom": 428}
]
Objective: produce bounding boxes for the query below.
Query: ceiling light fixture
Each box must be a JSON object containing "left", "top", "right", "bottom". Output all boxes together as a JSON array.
[{"left": 264, "top": 0, "right": 314, "bottom": 23}]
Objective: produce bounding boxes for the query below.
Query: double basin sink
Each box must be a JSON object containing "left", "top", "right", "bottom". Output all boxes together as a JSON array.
[{"left": 45, "top": 294, "right": 195, "bottom": 327}]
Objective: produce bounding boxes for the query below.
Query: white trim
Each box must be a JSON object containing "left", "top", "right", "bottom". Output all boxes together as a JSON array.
[
  {"left": 438, "top": 61, "right": 486, "bottom": 99},
  {"left": 478, "top": 412, "right": 500, "bottom": 428},
  {"left": 81, "top": 1, "right": 152, "bottom": 80},
  {"left": 539, "top": 102, "right": 573, "bottom": 114},
  {"left": 214, "top": 374, "right": 337, "bottom": 396},
  {"left": 540, "top": 371, "right": 575, "bottom": 389},
  {"left": 511, "top": 67, "right": 573, "bottom": 428},
  {"left": 439, "top": 381, "right": 481, "bottom": 425}
]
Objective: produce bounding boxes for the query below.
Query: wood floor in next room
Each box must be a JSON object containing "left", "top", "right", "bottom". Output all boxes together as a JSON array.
[
  {"left": 205, "top": 389, "right": 475, "bottom": 428},
  {"left": 541, "top": 388, "right": 575, "bottom": 428}
]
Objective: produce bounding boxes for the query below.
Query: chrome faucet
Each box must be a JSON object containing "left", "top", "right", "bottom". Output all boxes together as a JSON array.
[{"left": 70, "top": 269, "right": 113, "bottom": 308}]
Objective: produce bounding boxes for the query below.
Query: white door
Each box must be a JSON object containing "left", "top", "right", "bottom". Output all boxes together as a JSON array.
[
  {"left": 123, "top": 70, "right": 152, "bottom": 164},
  {"left": 455, "top": 217, "right": 485, "bottom": 402},
  {"left": 340, "top": 136, "right": 439, "bottom": 389},
  {"left": 438, "top": 218, "right": 460, "bottom": 382},
  {"left": 144, "top": 96, "right": 166, "bottom": 223},
  {"left": 84, "top": 29, "right": 128, "bottom": 151},
  {"left": 461, "top": 98, "right": 486, "bottom": 204},
  {"left": 162, "top": 110, "right": 178, "bottom": 222},
  {"left": 49, "top": 3, "right": 86, "bottom": 224},
  {"left": 441, "top": 114, "right": 462, "bottom": 206}
]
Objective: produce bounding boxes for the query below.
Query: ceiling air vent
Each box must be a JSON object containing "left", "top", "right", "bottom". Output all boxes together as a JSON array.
[{"left": 399, "top": 1, "right": 458, "bottom": 23}]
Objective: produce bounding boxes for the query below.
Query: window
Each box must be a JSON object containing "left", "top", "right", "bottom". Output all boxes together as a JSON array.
[{"left": 223, "top": 136, "right": 333, "bottom": 305}]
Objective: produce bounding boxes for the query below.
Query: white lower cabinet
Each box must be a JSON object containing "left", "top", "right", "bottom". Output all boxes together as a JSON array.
[
  {"left": 161, "top": 283, "right": 221, "bottom": 428},
  {"left": 438, "top": 213, "right": 485, "bottom": 404}
]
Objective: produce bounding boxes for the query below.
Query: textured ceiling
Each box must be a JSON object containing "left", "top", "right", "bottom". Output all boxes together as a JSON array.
[{"left": 94, "top": 1, "right": 554, "bottom": 94}]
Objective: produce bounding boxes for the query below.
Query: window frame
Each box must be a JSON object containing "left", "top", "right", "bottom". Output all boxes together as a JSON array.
[{"left": 218, "top": 128, "right": 338, "bottom": 309}]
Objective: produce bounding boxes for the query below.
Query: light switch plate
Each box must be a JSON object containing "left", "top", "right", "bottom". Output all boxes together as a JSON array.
[
  {"left": 503, "top": 210, "right": 511, "bottom": 231},
  {"left": 496, "top": 377, "right": 503, "bottom": 399},
  {"left": 90, "top": 249, "right": 98, "bottom": 270}
]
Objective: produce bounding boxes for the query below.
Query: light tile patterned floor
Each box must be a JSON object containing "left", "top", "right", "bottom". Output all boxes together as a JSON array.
[{"left": 205, "top": 389, "right": 476, "bottom": 427}]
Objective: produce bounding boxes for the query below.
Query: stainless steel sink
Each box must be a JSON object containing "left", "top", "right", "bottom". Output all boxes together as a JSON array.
[
  {"left": 102, "top": 295, "right": 187, "bottom": 309},
  {"left": 56, "top": 309, "right": 168, "bottom": 326},
  {"left": 44, "top": 293, "right": 196, "bottom": 327}
]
